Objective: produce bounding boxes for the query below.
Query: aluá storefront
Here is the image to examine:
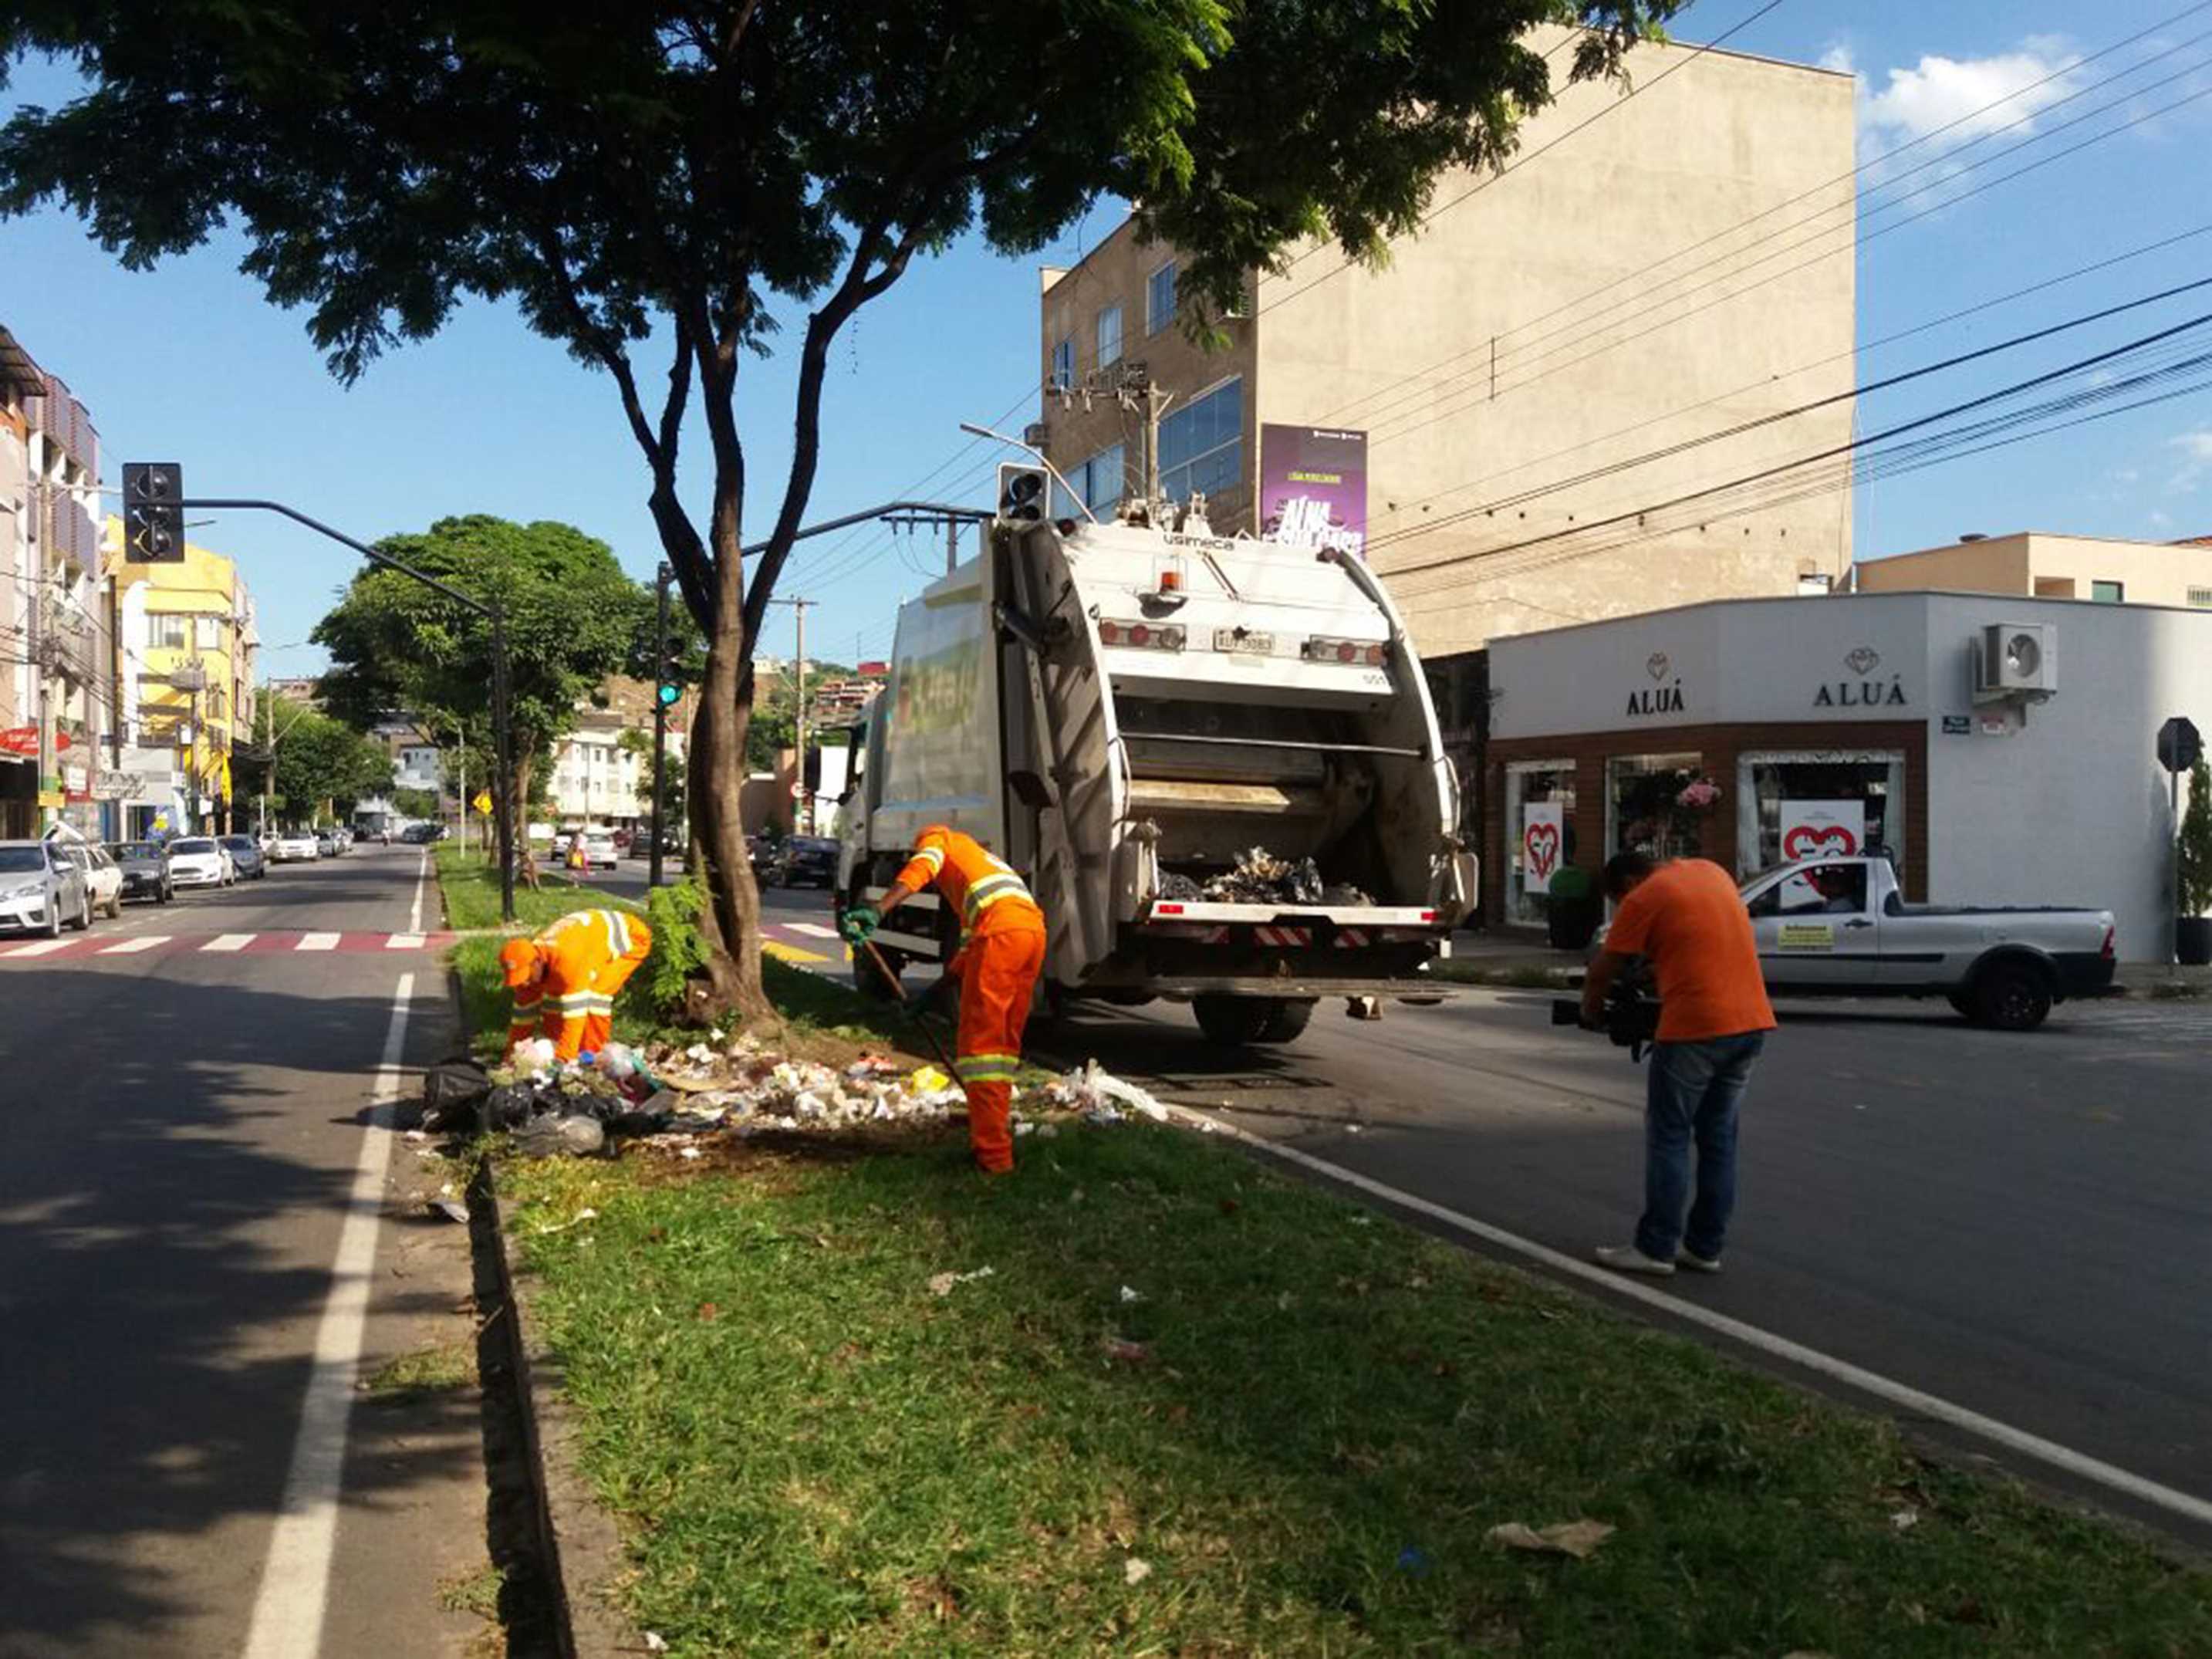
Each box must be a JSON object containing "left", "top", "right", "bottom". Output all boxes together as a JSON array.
[{"left": 1483, "top": 590, "right": 2212, "bottom": 961}]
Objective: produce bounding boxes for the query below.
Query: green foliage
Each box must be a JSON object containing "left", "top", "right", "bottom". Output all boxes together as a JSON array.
[
  {"left": 231, "top": 697, "right": 392, "bottom": 820},
  {"left": 392, "top": 786, "right": 442, "bottom": 820},
  {"left": 2180, "top": 759, "right": 2212, "bottom": 917},
  {"left": 633, "top": 877, "right": 710, "bottom": 1022},
  {"left": 312, "top": 515, "right": 650, "bottom": 801}
]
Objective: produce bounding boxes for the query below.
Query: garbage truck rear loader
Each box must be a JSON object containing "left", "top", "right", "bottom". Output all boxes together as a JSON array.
[{"left": 836, "top": 506, "right": 1475, "bottom": 1046}]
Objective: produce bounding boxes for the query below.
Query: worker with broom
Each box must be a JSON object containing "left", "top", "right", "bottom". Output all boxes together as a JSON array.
[{"left": 840, "top": 825, "right": 1045, "bottom": 1175}]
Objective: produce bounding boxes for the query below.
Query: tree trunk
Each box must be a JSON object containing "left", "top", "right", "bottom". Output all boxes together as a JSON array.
[{"left": 687, "top": 546, "right": 772, "bottom": 1025}]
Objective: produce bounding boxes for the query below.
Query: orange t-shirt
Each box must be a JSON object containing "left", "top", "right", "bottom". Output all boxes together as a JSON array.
[{"left": 1602, "top": 859, "right": 1775, "bottom": 1043}]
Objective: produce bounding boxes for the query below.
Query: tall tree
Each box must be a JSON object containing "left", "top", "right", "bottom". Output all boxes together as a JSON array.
[
  {"left": 312, "top": 515, "right": 649, "bottom": 821},
  {"left": 230, "top": 698, "right": 393, "bottom": 823},
  {"left": 0, "top": 0, "right": 1677, "bottom": 1017}
]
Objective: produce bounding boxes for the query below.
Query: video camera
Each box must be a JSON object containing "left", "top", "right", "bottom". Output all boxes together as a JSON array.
[{"left": 1552, "top": 979, "right": 1661, "bottom": 1060}]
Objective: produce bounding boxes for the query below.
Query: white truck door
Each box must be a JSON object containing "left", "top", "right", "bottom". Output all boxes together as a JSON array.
[{"left": 1748, "top": 860, "right": 1881, "bottom": 990}]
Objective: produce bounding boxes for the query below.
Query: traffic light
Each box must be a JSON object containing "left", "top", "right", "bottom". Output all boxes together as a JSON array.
[
  {"left": 998, "top": 462, "right": 1048, "bottom": 523},
  {"left": 657, "top": 681, "right": 680, "bottom": 707},
  {"left": 123, "top": 461, "right": 185, "bottom": 563}
]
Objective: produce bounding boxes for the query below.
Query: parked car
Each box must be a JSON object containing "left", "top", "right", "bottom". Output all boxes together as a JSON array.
[
  {"left": 169, "top": 836, "right": 235, "bottom": 890},
  {"left": 219, "top": 834, "right": 268, "bottom": 880},
  {"left": 1741, "top": 855, "right": 2116, "bottom": 1031},
  {"left": 272, "top": 830, "right": 322, "bottom": 863},
  {"left": 314, "top": 830, "right": 338, "bottom": 857},
  {"left": 61, "top": 841, "right": 124, "bottom": 918},
  {"left": 580, "top": 828, "right": 620, "bottom": 870},
  {"left": 0, "top": 839, "right": 93, "bottom": 935},
  {"left": 109, "top": 840, "right": 174, "bottom": 904},
  {"left": 551, "top": 829, "right": 576, "bottom": 860},
  {"left": 746, "top": 833, "right": 772, "bottom": 876},
  {"left": 401, "top": 821, "right": 441, "bottom": 844},
  {"left": 768, "top": 835, "right": 839, "bottom": 888}
]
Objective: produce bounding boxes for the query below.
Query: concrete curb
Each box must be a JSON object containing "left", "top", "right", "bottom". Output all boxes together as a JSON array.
[{"left": 480, "top": 1165, "right": 640, "bottom": 1659}]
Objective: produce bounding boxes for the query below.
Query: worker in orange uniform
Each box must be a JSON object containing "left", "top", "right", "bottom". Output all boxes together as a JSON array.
[
  {"left": 842, "top": 826, "right": 1046, "bottom": 1174},
  {"left": 500, "top": 907, "right": 653, "bottom": 1063}
]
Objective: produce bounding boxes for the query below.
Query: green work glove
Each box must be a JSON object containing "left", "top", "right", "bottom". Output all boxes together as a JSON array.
[{"left": 839, "top": 903, "right": 880, "bottom": 944}]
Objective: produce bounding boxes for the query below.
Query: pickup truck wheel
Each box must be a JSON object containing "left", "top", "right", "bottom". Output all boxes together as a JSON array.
[
  {"left": 1253, "top": 999, "right": 1315, "bottom": 1043},
  {"left": 1194, "top": 995, "right": 1273, "bottom": 1046},
  {"left": 1973, "top": 964, "right": 2052, "bottom": 1032}
]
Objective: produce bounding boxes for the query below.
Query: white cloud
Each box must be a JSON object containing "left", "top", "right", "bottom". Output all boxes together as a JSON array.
[
  {"left": 2173, "top": 431, "right": 2212, "bottom": 461},
  {"left": 2167, "top": 430, "right": 2212, "bottom": 497},
  {"left": 1856, "top": 41, "right": 2079, "bottom": 144},
  {"left": 2147, "top": 509, "right": 2175, "bottom": 529}
]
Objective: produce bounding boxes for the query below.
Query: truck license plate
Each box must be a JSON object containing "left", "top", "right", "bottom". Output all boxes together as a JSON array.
[{"left": 1213, "top": 629, "right": 1274, "bottom": 656}]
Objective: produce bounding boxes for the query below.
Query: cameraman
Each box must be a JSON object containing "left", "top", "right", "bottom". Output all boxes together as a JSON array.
[{"left": 1581, "top": 850, "right": 1774, "bottom": 1277}]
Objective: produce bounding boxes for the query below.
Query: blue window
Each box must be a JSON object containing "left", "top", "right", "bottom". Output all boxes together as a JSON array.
[
  {"left": 1147, "top": 262, "right": 1177, "bottom": 335},
  {"left": 1158, "top": 378, "right": 1242, "bottom": 502},
  {"left": 1097, "top": 305, "right": 1123, "bottom": 369},
  {"left": 1052, "top": 443, "right": 1126, "bottom": 519},
  {"left": 1051, "top": 336, "right": 1075, "bottom": 390}
]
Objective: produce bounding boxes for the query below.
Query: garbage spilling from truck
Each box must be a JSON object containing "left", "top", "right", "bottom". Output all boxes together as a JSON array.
[{"left": 406, "top": 1039, "right": 1177, "bottom": 1158}]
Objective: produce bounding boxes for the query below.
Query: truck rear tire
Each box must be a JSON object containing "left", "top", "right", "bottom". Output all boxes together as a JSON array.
[
  {"left": 1255, "top": 999, "right": 1315, "bottom": 1043},
  {"left": 1194, "top": 995, "right": 1273, "bottom": 1046},
  {"left": 1971, "top": 963, "right": 2052, "bottom": 1031}
]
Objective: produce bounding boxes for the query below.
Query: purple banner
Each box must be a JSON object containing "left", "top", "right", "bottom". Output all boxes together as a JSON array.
[{"left": 1259, "top": 424, "right": 1367, "bottom": 558}]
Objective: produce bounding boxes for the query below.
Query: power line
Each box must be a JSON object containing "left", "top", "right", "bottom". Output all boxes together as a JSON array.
[
  {"left": 1324, "top": 0, "right": 2212, "bottom": 431},
  {"left": 1255, "top": 0, "right": 1792, "bottom": 321},
  {"left": 1371, "top": 306, "right": 2212, "bottom": 576},
  {"left": 1366, "top": 273, "right": 2212, "bottom": 551},
  {"left": 1354, "top": 220, "right": 2212, "bottom": 534}
]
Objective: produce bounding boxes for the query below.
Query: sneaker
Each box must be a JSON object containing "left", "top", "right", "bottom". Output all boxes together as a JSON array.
[
  {"left": 1675, "top": 1248, "right": 1723, "bottom": 1275},
  {"left": 1592, "top": 1244, "right": 1675, "bottom": 1276}
]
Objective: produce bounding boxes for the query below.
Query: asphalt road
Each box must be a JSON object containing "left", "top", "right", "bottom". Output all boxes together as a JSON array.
[
  {"left": 1036, "top": 982, "right": 2212, "bottom": 1541},
  {"left": 0, "top": 846, "right": 488, "bottom": 1657}
]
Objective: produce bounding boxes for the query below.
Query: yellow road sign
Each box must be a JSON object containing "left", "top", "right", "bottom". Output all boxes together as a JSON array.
[{"left": 472, "top": 791, "right": 494, "bottom": 815}]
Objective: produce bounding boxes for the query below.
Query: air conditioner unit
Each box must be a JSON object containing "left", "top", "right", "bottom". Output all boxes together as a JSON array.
[
  {"left": 1973, "top": 621, "right": 2056, "bottom": 703},
  {"left": 1022, "top": 421, "right": 1049, "bottom": 449}
]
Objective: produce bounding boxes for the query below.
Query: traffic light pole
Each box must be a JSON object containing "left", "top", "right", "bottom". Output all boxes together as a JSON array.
[
  {"left": 176, "top": 495, "right": 518, "bottom": 922},
  {"left": 650, "top": 563, "right": 670, "bottom": 892}
]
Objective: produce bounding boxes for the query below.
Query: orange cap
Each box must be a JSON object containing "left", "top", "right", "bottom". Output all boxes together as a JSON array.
[{"left": 498, "top": 938, "right": 539, "bottom": 986}]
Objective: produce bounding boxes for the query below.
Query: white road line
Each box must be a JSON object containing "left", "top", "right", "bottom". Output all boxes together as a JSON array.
[
  {"left": 786, "top": 921, "right": 841, "bottom": 938},
  {"left": 296, "top": 933, "right": 341, "bottom": 952},
  {"left": 203, "top": 933, "right": 256, "bottom": 953},
  {"left": 99, "top": 936, "right": 169, "bottom": 955},
  {"left": 2, "top": 938, "right": 74, "bottom": 958},
  {"left": 385, "top": 933, "right": 425, "bottom": 950},
  {"left": 408, "top": 848, "right": 427, "bottom": 934},
  {"left": 241, "top": 971, "right": 414, "bottom": 1659},
  {"left": 1186, "top": 1108, "right": 2212, "bottom": 1532}
]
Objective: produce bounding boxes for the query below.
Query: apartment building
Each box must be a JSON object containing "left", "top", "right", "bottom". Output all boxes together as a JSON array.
[
  {"left": 1, "top": 329, "right": 113, "bottom": 839},
  {"left": 108, "top": 517, "right": 260, "bottom": 836},
  {"left": 1035, "top": 30, "right": 1857, "bottom": 661},
  {"left": 1854, "top": 531, "right": 2212, "bottom": 608}
]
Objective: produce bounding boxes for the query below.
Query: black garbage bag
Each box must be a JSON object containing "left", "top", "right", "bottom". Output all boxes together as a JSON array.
[
  {"left": 411, "top": 1056, "right": 494, "bottom": 1133},
  {"left": 481, "top": 1080, "right": 546, "bottom": 1134}
]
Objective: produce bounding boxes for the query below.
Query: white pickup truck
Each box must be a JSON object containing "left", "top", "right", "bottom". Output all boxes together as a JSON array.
[{"left": 1741, "top": 856, "right": 2115, "bottom": 1031}]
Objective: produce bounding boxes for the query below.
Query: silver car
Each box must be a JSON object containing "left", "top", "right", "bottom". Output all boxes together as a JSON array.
[{"left": 0, "top": 840, "right": 93, "bottom": 937}]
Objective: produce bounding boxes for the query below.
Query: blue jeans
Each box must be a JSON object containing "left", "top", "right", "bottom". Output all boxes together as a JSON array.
[{"left": 1634, "top": 1032, "right": 1765, "bottom": 1262}]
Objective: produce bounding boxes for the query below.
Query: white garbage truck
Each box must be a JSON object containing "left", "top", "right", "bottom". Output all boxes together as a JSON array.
[{"left": 834, "top": 495, "right": 1475, "bottom": 1046}]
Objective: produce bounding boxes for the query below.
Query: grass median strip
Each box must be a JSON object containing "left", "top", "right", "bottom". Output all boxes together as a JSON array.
[{"left": 503, "top": 1123, "right": 2212, "bottom": 1657}]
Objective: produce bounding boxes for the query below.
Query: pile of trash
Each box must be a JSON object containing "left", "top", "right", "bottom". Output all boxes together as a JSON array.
[
  {"left": 407, "top": 1037, "right": 1177, "bottom": 1158},
  {"left": 1159, "top": 845, "right": 1373, "bottom": 907}
]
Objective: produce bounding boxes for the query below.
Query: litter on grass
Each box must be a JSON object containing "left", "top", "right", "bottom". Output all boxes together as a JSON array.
[
  {"left": 1486, "top": 1520, "right": 1616, "bottom": 1560},
  {"left": 1123, "top": 1557, "right": 1153, "bottom": 1586},
  {"left": 927, "top": 1266, "right": 995, "bottom": 1297},
  {"left": 415, "top": 1032, "right": 1177, "bottom": 1159}
]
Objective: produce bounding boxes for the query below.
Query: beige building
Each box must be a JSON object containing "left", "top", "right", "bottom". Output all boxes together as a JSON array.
[
  {"left": 1854, "top": 531, "right": 2212, "bottom": 609},
  {"left": 1036, "top": 30, "right": 1856, "bottom": 661}
]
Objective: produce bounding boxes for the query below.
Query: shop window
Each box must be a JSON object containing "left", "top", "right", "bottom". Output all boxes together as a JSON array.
[
  {"left": 1606, "top": 754, "right": 1710, "bottom": 863},
  {"left": 1504, "top": 761, "right": 1575, "bottom": 924},
  {"left": 2091, "top": 579, "right": 2124, "bottom": 603},
  {"left": 1734, "top": 752, "right": 1905, "bottom": 884}
]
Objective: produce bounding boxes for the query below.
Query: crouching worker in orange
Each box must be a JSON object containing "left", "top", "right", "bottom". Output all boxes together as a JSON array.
[
  {"left": 843, "top": 826, "right": 1045, "bottom": 1174},
  {"left": 500, "top": 907, "right": 653, "bottom": 1063}
]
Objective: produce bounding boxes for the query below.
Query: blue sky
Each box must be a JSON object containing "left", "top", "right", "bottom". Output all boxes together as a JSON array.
[{"left": 2, "top": 0, "right": 2209, "bottom": 677}]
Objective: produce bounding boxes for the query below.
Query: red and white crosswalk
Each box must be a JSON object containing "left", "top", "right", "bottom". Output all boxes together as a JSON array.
[{"left": 0, "top": 931, "right": 454, "bottom": 965}]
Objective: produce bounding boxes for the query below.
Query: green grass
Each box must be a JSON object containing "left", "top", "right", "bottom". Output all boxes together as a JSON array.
[
  {"left": 437, "top": 1562, "right": 507, "bottom": 1620},
  {"left": 503, "top": 1130, "right": 2212, "bottom": 1658},
  {"left": 434, "top": 842, "right": 643, "bottom": 933},
  {"left": 361, "top": 1342, "right": 475, "bottom": 1401}
]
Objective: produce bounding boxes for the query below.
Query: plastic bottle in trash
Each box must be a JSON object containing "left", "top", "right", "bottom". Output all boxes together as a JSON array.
[{"left": 596, "top": 1043, "right": 637, "bottom": 1080}]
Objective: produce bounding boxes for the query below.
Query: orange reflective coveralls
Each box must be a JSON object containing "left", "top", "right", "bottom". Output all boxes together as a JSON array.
[
  {"left": 502, "top": 908, "right": 653, "bottom": 1061},
  {"left": 894, "top": 827, "right": 1046, "bottom": 1174}
]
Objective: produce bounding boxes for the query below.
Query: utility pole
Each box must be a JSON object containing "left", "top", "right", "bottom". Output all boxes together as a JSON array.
[
  {"left": 767, "top": 595, "right": 813, "bottom": 833},
  {"left": 650, "top": 562, "right": 671, "bottom": 890},
  {"left": 946, "top": 515, "right": 959, "bottom": 575}
]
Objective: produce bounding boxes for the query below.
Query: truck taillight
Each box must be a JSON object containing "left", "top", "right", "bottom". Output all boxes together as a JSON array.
[
  {"left": 1302, "top": 635, "right": 1387, "bottom": 667},
  {"left": 2101, "top": 925, "right": 2115, "bottom": 960},
  {"left": 1155, "top": 902, "right": 1185, "bottom": 915},
  {"left": 1099, "top": 619, "right": 1185, "bottom": 651}
]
